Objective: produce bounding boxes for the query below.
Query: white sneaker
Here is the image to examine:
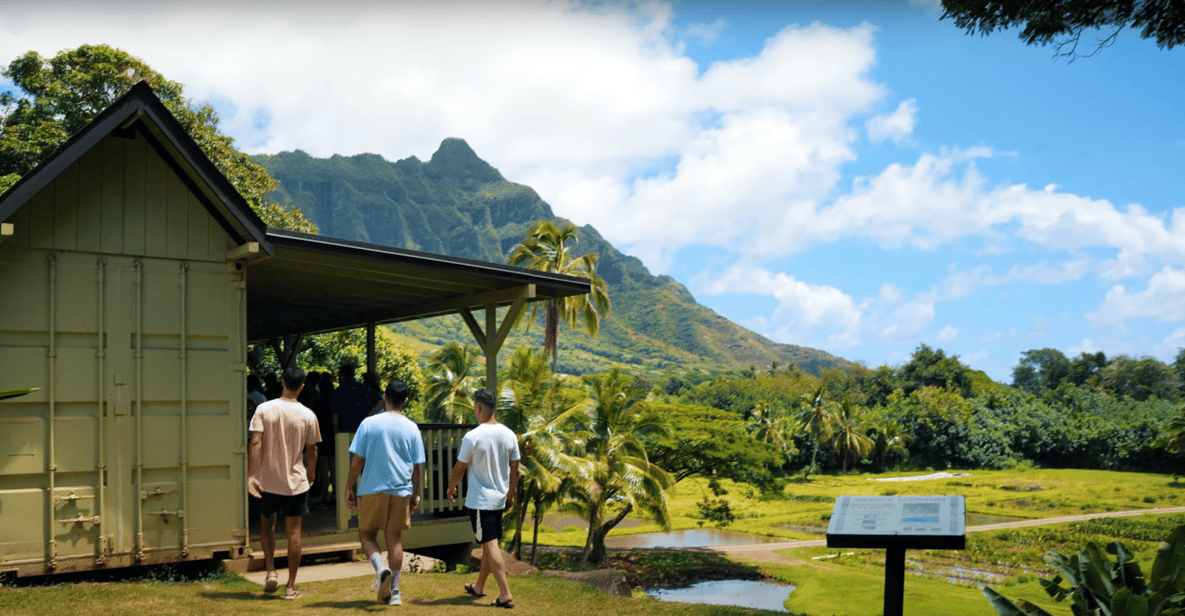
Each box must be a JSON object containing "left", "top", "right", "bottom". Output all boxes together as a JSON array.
[
  {"left": 376, "top": 568, "right": 392, "bottom": 603},
  {"left": 389, "top": 589, "right": 402, "bottom": 606}
]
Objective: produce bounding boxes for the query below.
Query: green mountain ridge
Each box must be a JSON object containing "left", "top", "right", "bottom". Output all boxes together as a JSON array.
[{"left": 254, "top": 138, "right": 850, "bottom": 377}]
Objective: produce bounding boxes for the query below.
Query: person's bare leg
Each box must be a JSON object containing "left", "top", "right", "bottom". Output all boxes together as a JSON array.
[
  {"left": 474, "top": 541, "right": 491, "bottom": 594},
  {"left": 260, "top": 513, "right": 277, "bottom": 574},
  {"left": 359, "top": 528, "right": 382, "bottom": 560},
  {"left": 483, "top": 539, "right": 512, "bottom": 604},
  {"left": 285, "top": 515, "right": 302, "bottom": 591}
]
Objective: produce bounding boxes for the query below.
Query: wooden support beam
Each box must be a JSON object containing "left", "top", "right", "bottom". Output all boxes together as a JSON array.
[
  {"left": 459, "top": 295, "right": 528, "bottom": 395},
  {"left": 366, "top": 322, "right": 376, "bottom": 376}
]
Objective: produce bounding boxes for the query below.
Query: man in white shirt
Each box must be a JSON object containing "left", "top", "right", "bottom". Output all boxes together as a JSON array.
[
  {"left": 248, "top": 366, "right": 321, "bottom": 600},
  {"left": 447, "top": 390, "right": 520, "bottom": 609}
]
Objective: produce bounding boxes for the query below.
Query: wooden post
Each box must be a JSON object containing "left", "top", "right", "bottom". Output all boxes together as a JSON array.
[{"left": 366, "top": 322, "right": 376, "bottom": 376}]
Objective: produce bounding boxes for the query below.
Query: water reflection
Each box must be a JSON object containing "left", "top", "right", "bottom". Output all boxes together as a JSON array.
[
  {"left": 605, "top": 528, "right": 783, "bottom": 549},
  {"left": 646, "top": 579, "right": 794, "bottom": 613}
]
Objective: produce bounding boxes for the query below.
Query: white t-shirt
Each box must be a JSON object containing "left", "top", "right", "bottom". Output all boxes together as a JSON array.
[{"left": 457, "top": 423, "right": 520, "bottom": 510}]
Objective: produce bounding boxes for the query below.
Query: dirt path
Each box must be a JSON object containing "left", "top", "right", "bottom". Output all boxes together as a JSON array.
[{"left": 711, "top": 505, "right": 1185, "bottom": 565}]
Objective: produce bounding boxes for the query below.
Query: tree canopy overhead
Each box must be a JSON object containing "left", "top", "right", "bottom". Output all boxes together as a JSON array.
[
  {"left": 0, "top": 44, "right": 315, "bottom": 232},
  {"left": 941, "top": 0, "right": 1185, "bottom": 58}
]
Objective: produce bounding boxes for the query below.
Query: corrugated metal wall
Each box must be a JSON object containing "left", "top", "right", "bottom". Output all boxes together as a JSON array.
[{"left": 0, "top": 133, "right": 248, "bottom": 575}]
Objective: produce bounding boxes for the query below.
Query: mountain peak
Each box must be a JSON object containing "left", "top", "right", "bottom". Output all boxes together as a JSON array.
[{"left": 427, "top": 138, "right": 504, "bottom": 184}]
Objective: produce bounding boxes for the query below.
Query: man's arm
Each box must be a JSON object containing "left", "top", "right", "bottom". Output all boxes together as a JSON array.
[
  {"left": 304, "top": 443, "right": 317, "bottom": 485},
  {"left": 505, "top": 459, "right": 520, "bottom": 512},
  {"left": 247, "top": 431, "right": 263, "bottom": 498},
  {"left": 345, "top": 454, "right": 366, "bottom": 512},
  {"left": 446, "top": 460, "right": 468, "bottom": 503},
  {"left": 410, "top": 463, "right": 423, "bottom": 511}
]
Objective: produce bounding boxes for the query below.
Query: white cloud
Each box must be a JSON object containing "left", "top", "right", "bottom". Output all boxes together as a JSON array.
[
  {"left": 700, "top": 265, "right": 862, "bottom": 347},
  {"left": 866, "top": 98, "right": 917, "bottom": 145},
  {"left": 1089, "top": 266, "right": 1185, "bottom": 330},
  {"left": 936, "top": 325, "right": 958, "bottom": 343}
]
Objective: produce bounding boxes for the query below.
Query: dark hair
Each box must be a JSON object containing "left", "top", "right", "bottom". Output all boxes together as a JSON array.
[
  {"left": 363, "top": 370, "right": 382, "bottom": 392},
  {"left": 338, "top": 363, "right": 356, "bottom": 379},
  {"left": 385, "top": 381, "right": 410, "bottom": 408},
  {"left": 247, "top": 374, "right": 261, "bottom": 390},
  {"left": 282, "top": 366, "right": 306, "bottom": 392},
  {"left": 474, "top": 389, "right": 495, "bottom": 413}
]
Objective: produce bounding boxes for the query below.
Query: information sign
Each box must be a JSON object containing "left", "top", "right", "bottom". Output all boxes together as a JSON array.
[{"left": 826, "top": 495, "right": 965, "bottom": 550}]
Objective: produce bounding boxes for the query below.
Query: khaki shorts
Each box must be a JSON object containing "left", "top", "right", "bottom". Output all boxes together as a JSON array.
[{"left": 358, "top": 492, "right": 412, "bottom": 532}]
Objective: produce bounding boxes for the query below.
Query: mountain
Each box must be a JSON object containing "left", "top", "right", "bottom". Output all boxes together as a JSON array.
[{"left": 254, "top": 139, "right": 850, "bottom": 377}]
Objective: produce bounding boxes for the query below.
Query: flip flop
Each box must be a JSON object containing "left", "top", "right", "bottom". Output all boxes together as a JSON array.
[
  {"left": 493, "top": 598, "right": 514, "bottom": 609},
  {"left": 263, "top": 571, "right": 278, "bottom": 593},
  {"left": 464, "top": 583, "right": 486, "bottom": 597}
]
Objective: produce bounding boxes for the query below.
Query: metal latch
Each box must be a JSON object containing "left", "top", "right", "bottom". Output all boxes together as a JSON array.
[
  {"left": 141, "top": 487, "right": 179, "bottom": 500},
  {"left": 58, "top": 514, "right": 101, "bottom": 526},
  {"left": 54, "top": 491, "right": 95, "bottom": 505},
  {"left": 145, "top": 509, "right": 184, "bottom": 519}
]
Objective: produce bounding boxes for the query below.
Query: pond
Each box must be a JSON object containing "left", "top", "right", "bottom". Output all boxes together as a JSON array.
[
  {"left": 605, "top": 528, "right": 785, "bottom": 549},
  {"left": 645, "top": 579, "right": 795, "bottom": 613}
]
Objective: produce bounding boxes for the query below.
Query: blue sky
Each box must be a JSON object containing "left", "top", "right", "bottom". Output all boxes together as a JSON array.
[{"left": 2, "top": 0, "right": 1183, "bottom": 382}]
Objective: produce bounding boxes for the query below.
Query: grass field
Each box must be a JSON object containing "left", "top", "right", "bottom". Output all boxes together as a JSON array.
[
  {"left": 522, "top": 468, "right": 1185, "bottom": 615},
  {"left": 5, "top": 468, "right": 1184, "bottom": 615}
]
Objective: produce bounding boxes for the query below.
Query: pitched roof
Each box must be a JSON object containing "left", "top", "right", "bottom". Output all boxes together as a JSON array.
[{"left": 0, "top": 81, "right": 273, "bottom": 251}]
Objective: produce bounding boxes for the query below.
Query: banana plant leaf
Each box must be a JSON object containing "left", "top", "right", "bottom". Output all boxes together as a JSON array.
[{"left": 0, "top": 387, "right": 38, "bottom": 401}]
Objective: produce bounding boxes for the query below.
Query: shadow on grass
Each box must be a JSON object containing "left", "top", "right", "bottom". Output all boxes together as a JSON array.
[
  {"left": 198, "top": 590, "right": 269, "bottom": 601},
  {"left": 302, "top": 599, "right": 391, "bottom": 610},
  {"left": 408, "top": 596, "right": 493, "bottom": 608}
]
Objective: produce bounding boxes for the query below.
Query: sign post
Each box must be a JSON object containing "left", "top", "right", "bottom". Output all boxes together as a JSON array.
[{"left": 826, "top": 495, "right": 965, "bottom": 616}]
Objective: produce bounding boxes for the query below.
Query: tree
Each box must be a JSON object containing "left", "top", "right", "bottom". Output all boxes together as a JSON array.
[
  {"left": 941, "top": 0, "right": 1185, "bottom": 60},
  {"left": 1012, "top": 348, "right": 1071, "bottom": 396},
  {"left": 507, "top": 221, "right": 611, "bottom": 372},
  {"left": 796, "top": 385, "right": 838, "bottom": 480},
  {"left": 829, "top": 397, "right": 875, "bottom": 472},
  {"left": 0, "top": 45, "right": 315, "bottom": 231},
  {"left": 1100, "top": 355, "right": 1182, "bottom": 402},
  {"left": 647, "top": 402, "right": 780, "bottom": 486},
  {"left": 1174, "top": 348, "right": 1185, "bottom": 395},
  {"left": 901, "top": 344, "right": 974, "bottom": 398},
  {"left": 0, "top": 388, "right": 38, "bottom": 401},
  {"left": 1067, "top": 351, "right": 1109, "bottom": 387},
  {"left": 422, "top": 342, "right": 480, "bottom": 423},
  {"left": 565, "top": 367, "right": 673, "bottom": 568}
]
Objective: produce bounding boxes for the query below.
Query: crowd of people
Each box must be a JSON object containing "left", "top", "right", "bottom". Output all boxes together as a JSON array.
[{"left": 245, "top": 363, "right": 520, "bottom": 608}]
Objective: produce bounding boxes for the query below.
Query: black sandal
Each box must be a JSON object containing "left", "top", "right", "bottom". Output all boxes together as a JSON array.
[
  {"left": 493, "top": 598, "right": 514, "bottom": 609},
  {"left": 464, "top": 583, "right": 486, "bottom": 598}
]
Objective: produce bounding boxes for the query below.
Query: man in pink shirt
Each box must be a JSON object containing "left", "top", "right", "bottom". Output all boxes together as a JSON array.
[{"left": 248, "top": 366, "right": 321, "bottom": 599}]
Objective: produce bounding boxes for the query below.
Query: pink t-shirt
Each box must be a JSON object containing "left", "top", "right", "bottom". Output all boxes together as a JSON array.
[{"left": 250, "top": 398, "right": 321, "bottom": 496}]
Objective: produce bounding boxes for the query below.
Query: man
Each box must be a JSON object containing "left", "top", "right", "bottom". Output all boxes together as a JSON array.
[
  {"left": 248, "top": 366, "right": 321, "bottom": 600},
  {"left": 333, "top": 363, "right": 380, "bottom": 434},
  {"left": 345, "top": 381, "right": 424, "bottom": 606},
  {"left": 447, "top": 390, "right": 520, "bottom": 609}
]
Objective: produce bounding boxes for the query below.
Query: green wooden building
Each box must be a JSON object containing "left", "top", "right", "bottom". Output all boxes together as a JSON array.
[{"left": 0, "top": 83, "right": 589, "bottom": 577}]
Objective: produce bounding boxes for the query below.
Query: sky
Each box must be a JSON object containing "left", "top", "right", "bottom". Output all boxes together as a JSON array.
[{"left": 2, "top": 0, "right": 1183, "bottom": 382}]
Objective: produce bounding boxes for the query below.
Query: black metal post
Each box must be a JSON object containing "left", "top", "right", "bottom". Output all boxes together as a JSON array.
[{"left": 884, "top": 546, "right": 905, "bottom": 616}]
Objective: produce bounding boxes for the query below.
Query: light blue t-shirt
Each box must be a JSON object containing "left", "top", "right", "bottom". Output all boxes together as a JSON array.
[
  {"left": 458, "top": 423, "right": 521, "bottom": 510},
  {"left": 349, "top": 411, "right": 425, "bottom": 497}
]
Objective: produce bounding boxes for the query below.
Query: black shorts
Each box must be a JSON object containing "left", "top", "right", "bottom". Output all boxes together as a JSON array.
[
  {"left": 468, "top": 508, "right": 503, "bottom": 544},
  {"left": 258, "top": 490, "right": 309, "bottom": 518}
]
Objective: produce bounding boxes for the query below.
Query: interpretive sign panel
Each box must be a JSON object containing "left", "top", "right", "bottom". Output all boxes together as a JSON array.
[{"left": 826, "top": 495, "right": 965, "bottom": 550}]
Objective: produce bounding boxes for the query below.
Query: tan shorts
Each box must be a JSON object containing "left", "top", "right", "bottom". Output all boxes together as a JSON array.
[{"left": 358, "top": 492, "right": 412, "bottom": 532}]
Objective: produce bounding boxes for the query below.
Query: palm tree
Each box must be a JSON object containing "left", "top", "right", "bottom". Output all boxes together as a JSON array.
[
  {"left": 796, "top": 385, "right": 837, "bottom": 480},
  {"left": 746, "top": 400, "right": 797, "bottom": 464},
  {"left": 497, "top": 347, "right": 589, "bottom": 562},
  {"left": 507, "top": 221, "right": 611, "bottom": 372},
  {"left": 563, "top": 367, "right": 673, "bottom": 568},
  {"left": 0, "top": 388, "right": 38, "bottom": 401},
  {"left": 422, "top": 342, "right": 479, "bottom": 423},
  {"left": 830, "top": 397, "right": 875, "bottom": 472},
  {"left": 869, "top": 419, "right": 912, "bottom": 471}
]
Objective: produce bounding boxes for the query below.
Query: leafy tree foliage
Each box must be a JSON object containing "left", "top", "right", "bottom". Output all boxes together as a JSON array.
[
  {"left": 941, "top": 0, "right": 1185, "bottom": 60},
  {"left": 900, "top": 343, "right": 975, "bottom": 397},
  {"left": 1100, "top": 355, "right": 1182, "bottom": 402},
  {"left": 0, "top": 45, "right": 314, "bottom": 231},
  {"left": 422, "top": 342, "right": 480, "bottom": 423},
  {"left": 646, "top": 402, "right": 780, "bottom": 486},
  {"left": 1013, "top": 348, "right": 1071, "bottom": 396}
]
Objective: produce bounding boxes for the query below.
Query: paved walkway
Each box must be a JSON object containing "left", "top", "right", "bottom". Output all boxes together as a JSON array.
[{"left": 240, "top": 553, "right": 440, "bottom": 586}]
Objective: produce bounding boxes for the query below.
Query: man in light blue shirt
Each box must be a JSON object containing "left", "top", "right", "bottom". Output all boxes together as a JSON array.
[{"left": 345, "top": 381, "right": 424, "bottom": 606}]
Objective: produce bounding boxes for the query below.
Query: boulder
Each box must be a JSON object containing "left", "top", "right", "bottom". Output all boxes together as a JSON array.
[{"left": 469, "top": 547, "right": 540, "bottom": 576}]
